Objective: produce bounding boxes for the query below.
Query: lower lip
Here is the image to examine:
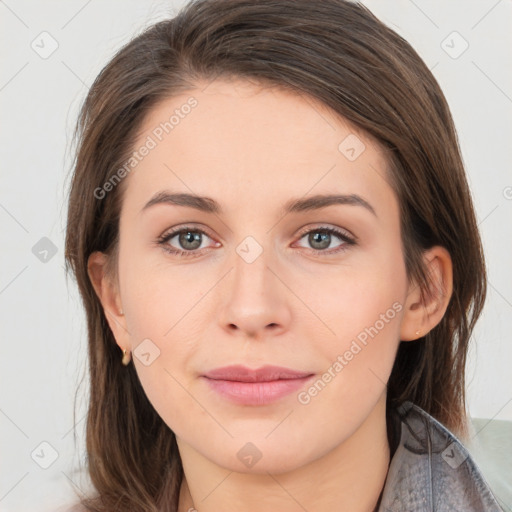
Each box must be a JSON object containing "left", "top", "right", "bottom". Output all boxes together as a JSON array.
[{"left": 202, "top": 375, "right": 315, "bottom": 405}]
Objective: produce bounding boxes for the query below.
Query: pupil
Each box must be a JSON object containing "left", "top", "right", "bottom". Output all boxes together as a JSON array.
[
  {"left": 181, "top": 231, "right": 201, "bottom": 249},
  {"left": 311, "top": 231, "right": 330, "bottom": 249}
]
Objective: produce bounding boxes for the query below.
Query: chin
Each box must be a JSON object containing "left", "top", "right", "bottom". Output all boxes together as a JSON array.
[{"left": 199, "top": 435, "right": 323, "bottom": 476}]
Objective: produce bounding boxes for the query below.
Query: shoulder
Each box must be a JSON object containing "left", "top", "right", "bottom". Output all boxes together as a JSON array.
[{"left": 379, "top": 401, "right": 504, "bottom": 512}]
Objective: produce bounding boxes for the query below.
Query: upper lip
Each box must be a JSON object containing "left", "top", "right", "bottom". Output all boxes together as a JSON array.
[{"left": 203, "top": 365, "right": 314, "bottom": 382}]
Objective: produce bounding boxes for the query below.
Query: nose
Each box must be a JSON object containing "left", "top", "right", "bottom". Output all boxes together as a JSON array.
[{"left": 217, "top": 246, "right": 292, "bottom": 340}]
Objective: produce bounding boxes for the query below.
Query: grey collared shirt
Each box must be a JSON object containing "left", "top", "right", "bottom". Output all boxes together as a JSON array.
[{"left": 378, "top": 401, "right": 503, "bottom": 511}]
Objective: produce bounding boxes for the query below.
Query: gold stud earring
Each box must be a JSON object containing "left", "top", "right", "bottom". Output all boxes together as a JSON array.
[
  {"left": 415, "top": 329, "right": 421, "bottom": 336},
  {"left": 121, "top": 348, "right": 131, "bottom": 366}
]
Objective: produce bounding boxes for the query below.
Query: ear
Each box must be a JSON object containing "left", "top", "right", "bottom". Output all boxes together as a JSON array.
[
  {"left": 400, "top": 246, "right": 453, "bottom": 341},
  {"left": 87, "top": 251, "right": 130, "bottom": 351}
]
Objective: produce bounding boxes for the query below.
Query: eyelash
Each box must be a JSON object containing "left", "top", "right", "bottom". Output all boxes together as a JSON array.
[{"left": 156, "top": 225, "right": 356, "bottom": 259}]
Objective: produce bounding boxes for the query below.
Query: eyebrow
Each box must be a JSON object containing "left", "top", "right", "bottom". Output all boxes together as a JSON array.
[{"left": 141, "top": 191, "right": 377, "bottom": 217}]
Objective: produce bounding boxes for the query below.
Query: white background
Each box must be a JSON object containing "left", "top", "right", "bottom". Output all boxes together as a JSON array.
[{"left": 1, "top": 1, "right": 511, "bottom": 511}]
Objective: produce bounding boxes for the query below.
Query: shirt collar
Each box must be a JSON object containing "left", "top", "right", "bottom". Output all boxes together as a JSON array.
[{"left": 377, "top": 401, "right": 503, "bottom": 511}]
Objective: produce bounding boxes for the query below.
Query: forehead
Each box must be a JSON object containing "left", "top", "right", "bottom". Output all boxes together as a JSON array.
[{"left": 123, "top": 78, "right": 394, "bottom": 219}]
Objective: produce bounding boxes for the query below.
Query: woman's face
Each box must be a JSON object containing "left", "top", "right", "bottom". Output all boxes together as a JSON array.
[{"left": 105, "top": 78, "right": 412, "bottom": 473}]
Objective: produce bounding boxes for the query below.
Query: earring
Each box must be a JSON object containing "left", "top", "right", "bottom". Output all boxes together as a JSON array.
[
  {"left": 121, "top": 348, "right": 131, "bottom": 366},
  {"left": 415, "top": 329, "right": 421, "bottom": 336}
]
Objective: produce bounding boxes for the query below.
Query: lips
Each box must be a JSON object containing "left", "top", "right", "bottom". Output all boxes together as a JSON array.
[
  {"left": 203, "top": 364, "right": 313, "bottom": 382},
  {"left": 202, "top": 365, "right": 315, "bottom": 405}
]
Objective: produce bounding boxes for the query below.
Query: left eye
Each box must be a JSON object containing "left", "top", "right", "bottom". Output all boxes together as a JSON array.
[{"left": 294, "top": 226, "right": 356, "bottom": 253}]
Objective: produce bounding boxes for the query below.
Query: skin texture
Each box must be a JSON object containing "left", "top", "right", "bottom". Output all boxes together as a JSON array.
[{"left": 88, "top": 78, "right": 453, "bottom": 512}]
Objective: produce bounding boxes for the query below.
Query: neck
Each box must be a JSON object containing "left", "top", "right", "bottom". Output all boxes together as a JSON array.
[{"left": 177, "top": 394, "right": 390, "bottom": 512}]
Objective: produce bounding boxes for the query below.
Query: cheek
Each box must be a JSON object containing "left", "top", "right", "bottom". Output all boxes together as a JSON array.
[
  {"left": 121, "top": 265, "right": 205, "bottom": 435},
  {"left": 320, "top": 287, "right": 403, "bottom": 397},
  {"left": 132, "top": 357, "right": 211, "bottom": 448},
  {"left": 118, "top": 249, "right": 207, "bottom": 394},
  {"left": 119, "top": 246, "right": 204, "bottom": 341},
  {"left": 311, "top": 250, "right": 406, "bottom": 353},
  {"left": 303, "top": 242, "right": 407, "bottom": 403},
  {"left": 295, "top": 275, "right": 405, "bottom": 444}
]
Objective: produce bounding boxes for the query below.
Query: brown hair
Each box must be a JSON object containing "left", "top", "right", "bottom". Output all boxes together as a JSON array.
[{"left": 64, "top": 0, "right": 486, "bottom": 510}]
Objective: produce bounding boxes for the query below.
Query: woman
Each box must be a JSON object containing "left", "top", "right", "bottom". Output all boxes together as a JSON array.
[{"left": 64, "top": 0, "right": 504, "bottom": 510}]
